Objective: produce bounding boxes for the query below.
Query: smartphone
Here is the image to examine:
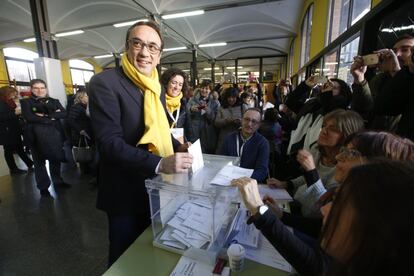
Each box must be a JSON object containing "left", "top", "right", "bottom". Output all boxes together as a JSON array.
[
  {"left": 314, "top": 75, "right": 328, "bottom": 84},
  {"left": 362, "top": 54, "right": 379, "bottom": 66}
]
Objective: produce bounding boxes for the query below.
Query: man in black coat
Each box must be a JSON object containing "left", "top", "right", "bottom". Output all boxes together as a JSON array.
[
  {"left": 89, "top": 21, "right": 193, "bottom": 266},
  {"left": 20, "top": 79, "right": 68, "bottom": 197}
]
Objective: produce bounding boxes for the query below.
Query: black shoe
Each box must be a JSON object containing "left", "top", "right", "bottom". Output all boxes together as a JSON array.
[
  {"left": 10, "top": 168, "right": 27, "bottom": 175},
  {"left": 40, "top": 189, "right": 51, "bottom": 197}
]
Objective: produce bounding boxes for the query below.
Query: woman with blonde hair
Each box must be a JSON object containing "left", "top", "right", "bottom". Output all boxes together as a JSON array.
[{"left": 269, "top": 109, "right": 365, "bottom": 217}]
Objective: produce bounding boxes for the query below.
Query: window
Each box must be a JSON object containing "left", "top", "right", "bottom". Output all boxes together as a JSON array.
[
  {"left": 323, "top": 49, "right": 339, "bottom": 78},
  {"left": 262, "top": 58, "right": 282, "bottom": 82},
  {"left": 3, "top": 47, "right": 38, "bottom": 83},
  {"left": 237, "top": 59, "right": 260, "bottom": 83},
  {"left": 338, "top": 35, "right": 360, "bottom": 84},
  {"left": 321, "top": 34, "right": 360, "bottom": 84},
  {"left": 288, "top": 39, "right": 295, "bottom": 77},
  {"left": 298, "top": 69, "right": 306, "bottom": 83},
  {"left": 327, "top": 0, "right": 370, "bottom": 44},
  {"left": 69, "top": 59, "right": 94, "bottom": 87},
  {"left": 300, "top": 5, "right": 313, "bottom": 68}
]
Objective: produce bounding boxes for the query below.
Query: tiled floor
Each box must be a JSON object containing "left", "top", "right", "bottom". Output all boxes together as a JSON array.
[{"left": 0, "top": 166, "right": 108, "bottom": 276}]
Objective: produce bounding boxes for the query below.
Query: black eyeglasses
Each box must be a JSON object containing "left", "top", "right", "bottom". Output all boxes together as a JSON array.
[{"left": 127, "top": 38, "right": 161, "bottom": 54}]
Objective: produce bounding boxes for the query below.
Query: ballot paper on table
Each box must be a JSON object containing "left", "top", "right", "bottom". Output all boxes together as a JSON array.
[
  {"left": 170, "top": 256, "right": 214, "bottom": 276},
  {"left": 187, "top": 139, "right": 204, "bottom": 172},
  {"left": 231, "top": 208, "right": 260, "bottom": 248},
  {"left": 258, "top": 185, "right": 293, "bottom": 201},
  {"left": 245, "top": 233, "right": 292, "bottom": 273},
  {"left": 210, "top": 165, "right": 253, "bottom": 186}
]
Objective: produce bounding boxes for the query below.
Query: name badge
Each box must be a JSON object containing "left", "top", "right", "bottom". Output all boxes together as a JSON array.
[{"left": 171, "top": 128, "right": 184, "bottom": 144}]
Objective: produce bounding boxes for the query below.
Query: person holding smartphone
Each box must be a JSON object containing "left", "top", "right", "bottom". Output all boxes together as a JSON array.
[
  {"left": 351, "top": 34, "right": 414, "bottom": 132},
  {"left": 373, "top": 45, "right": 414, "bottom": 141}
]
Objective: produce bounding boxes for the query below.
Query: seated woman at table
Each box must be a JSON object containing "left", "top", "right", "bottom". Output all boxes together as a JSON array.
[
  {"left": 268, "top": 131, "right": 414, "bottom": 239},
  {"left": 232, "top": 160, "right": 414, "bottom": 276},
  {"left": 268, "top": 109, "right": 364, "bottom": 217}
]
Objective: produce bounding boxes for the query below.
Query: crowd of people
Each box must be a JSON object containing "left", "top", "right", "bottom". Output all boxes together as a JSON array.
[{"left": 1, "top": 20, "right": 414, "bottom": 275}]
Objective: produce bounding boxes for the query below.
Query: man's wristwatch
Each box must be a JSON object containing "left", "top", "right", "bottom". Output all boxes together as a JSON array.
[{"left": 247, "top": 205, "right": 269, "bottom": 225}]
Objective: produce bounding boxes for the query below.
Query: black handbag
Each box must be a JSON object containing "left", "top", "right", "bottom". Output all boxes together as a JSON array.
[{"left": 72, "top": 135, "right": 94, "bottom": 163}]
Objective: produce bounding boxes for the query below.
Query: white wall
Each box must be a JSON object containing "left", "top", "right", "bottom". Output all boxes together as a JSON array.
[{"left": 0, "top": 147, "right": 8, "bottom": 176}]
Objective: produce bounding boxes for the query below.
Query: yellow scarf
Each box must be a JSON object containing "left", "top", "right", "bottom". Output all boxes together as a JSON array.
[
  {"left": 165, "top": 92, "right": 183, "bottom": 114},
  {"left": 121, "top": 54, "right": 173, "bottom": 157}
]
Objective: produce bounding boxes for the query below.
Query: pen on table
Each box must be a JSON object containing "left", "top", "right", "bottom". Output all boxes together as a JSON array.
[{"left": 212, "top": 258, "right": 226, "bottom": 275}]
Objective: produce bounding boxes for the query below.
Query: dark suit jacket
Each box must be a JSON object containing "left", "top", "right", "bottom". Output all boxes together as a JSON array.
[{"left": 89, "top": 67, "right": 179, "bottom": 216}]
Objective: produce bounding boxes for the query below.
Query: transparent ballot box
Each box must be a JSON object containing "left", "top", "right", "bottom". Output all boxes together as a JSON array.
[{"left": 145, "top": 154, "right": 239, "bottom": 257}]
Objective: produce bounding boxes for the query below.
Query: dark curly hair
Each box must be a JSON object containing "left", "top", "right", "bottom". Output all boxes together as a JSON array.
[
  {"left": 160, "top": 68, "right": 189, "bottom": 95},
  {"left": 221, "top": 86, "right": 241, "bottom": 108}
]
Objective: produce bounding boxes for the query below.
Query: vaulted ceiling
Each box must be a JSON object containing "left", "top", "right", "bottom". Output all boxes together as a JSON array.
[{"left": 0, "top": 0, "right": 303, "bottom": 70}]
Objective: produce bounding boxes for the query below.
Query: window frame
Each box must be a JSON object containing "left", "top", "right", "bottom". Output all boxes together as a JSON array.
[
  {"left": 327, "top": 0, "right": 371, "bottom": 45},
  {"left": 299, "top": 4, "right": 314, "bottom": 68},
  {"left": 69, "top": 59, "right": 95, "bottom": 90},
  {"left": 3, "top": 47, "right": 38, "bottom": 87}
]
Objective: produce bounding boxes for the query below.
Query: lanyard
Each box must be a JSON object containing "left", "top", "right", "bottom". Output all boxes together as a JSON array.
[
  {"left": 236, "top": 134, "right": 246, "bottom": 158},
  {"left": 167, "top": 108, "right": 180, "bottom": 128}
]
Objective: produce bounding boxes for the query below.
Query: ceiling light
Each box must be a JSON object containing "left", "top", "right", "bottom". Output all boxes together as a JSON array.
[
  {"left": 23, "top": 38, "right": 36, "bottom": 43},
  {"left": 203, "top": 67, "right": 220, "bottom": 71},
  {"left": 163, "top": 46, "right": 187, "bottom": 52},
  {"left": 226, "top": 66, "right": 243, "bottom": 69},
  {"left": 162, "top": 10, "right": 204, "bottom": 20},
  {"left": 199, "top": 42, "right": 227, "bottom": 48},
  {"left": 94, "top": 54, "right": 113, "bottom": 59},
  {"left": 381, "top": 24, "right": 414, "bottom": 33},
  {"left": 325, "top": 62, "right": 338, "bottom": 65},
  {"left": 113, "top": 19, "right": 149, "bottom": 28},
  {"left": 55, "top": 30, "right": 84, "bottom": 37},
  {"left": 182, "top": 69, "right": 190, "bottom": 72}
]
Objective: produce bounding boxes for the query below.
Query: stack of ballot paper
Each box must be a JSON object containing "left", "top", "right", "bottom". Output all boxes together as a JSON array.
[
  {"left": 160, "top": 201, "right": 216, "bottom": 250},
  {"left": 210, "top": 165, "right": 253, "bottom": 186}
]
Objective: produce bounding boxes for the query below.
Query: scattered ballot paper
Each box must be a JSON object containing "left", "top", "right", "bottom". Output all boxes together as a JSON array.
[
  {"left": 258, "top": 185, "right": 293, "bottom": 201},
  {"left": 187, "top": 139, "right": 204, "bottom": 173},
  {"left": 162, "top": 202, "right": 212, "bottom": 250},
  {"left": 210, "top": 165, "right": 253, "bottom": 186},
  {"left": 170, "top": 256, "right": 217, "bottom": 276}
]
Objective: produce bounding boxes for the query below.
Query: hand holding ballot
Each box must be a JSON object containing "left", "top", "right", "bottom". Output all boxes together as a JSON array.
[
  {"left": 231, "top": 177, "right": 264, "bottom": 215},
  {"left": 159, "top": 152, "right": 193, "bottom": 174}
]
